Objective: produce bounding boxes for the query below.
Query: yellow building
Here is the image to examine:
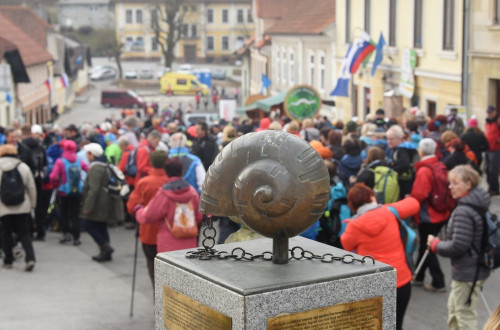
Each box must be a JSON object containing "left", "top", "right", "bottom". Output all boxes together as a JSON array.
[
  {"left": 115, "top": 0, "right": 253, "bottom": 63},
  {"left": 468, "top": 0, "right": 500, "bottom": 127},
  {"left": 335, "top": 0, "right": 464, "bottom": 122}
]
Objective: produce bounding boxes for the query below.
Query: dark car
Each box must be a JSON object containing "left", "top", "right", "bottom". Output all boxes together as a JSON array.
[
  {"left": 101, "top": 89, "right": 146, "bottom": 108},
  {"left": 212, "top": 68, "right": 226, "bottom": 80}
]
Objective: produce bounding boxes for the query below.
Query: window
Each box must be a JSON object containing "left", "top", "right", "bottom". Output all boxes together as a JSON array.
[
  {"left": 276, "top": 51, "right": 281, "bottom": 81},
  {"left": 364, "top": 0, "right": 371, "bottom": 34},
  {"left": 443, "top": 0, "right": 455, "bottom": 50},
  {"left": 389, "top": 0, "right": 396, "bottom": 47},
  {"left": 414, "top": 0, "right": 423, "bottom": 48},
  {"left": 309, "top": 54, "right": 315, "bottom": 86},
  {"left": 181, "top": 24, "right": 188, "bottom": 38},
  {"left": 222, "top": 9, "right": 228, "bottom": 23},
  {"left": 177, "top": 79, "right": 187, "bottom": 85},
  {"left": 182, "top": 5, "right": 188, "bottom": 12},
  {"left": 152, "top": 38, "right": 158, "bottom": 51},
  {"left": 192, "top": 24, "right": 197, "bottom": 38},
  {"left": 282, "top": 51, "right": 287, "bottom": 81},
  {"left": 289, "top": 52, "right": 294, "bottom": 84},
  {"left": 248, "top": 9, "right": 253, "bottom": 23},
  {"left": 207, "top": 9, "right": 213, "bottom": 23},
  {"left": 345, "top": 1, "right": 351, "bottom": 43},
  {"left": 207, "top": 36, "right": 214, "bottom": 50},
  {"left": 320, "top": 55, "right": 325, "bottom": 89},
  {"left": 496, "top": 0, "right": 500, "bottom": 23},
  {"left": 151, "top": 9, "right": 158, "bottom": 24},
  {"left": 191, "top": 5, "right": 197, "bottom": 12},
  {"left": 136, "top": 9, "right": 143, "bottom": 24},
  {"left": 126, "top": 9, "right": 132, "bottom": 24},
  {"left": 237, "top": 9, "right": 244, "bottom": 23},
  {"left": 222, "top": 36, "right": 229, "bottom": 50}
]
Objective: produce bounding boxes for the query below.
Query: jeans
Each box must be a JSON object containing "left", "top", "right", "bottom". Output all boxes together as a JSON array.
[
  {"left": 59, "top": 194, "right": 81, "bottom": 239},
  {"left": 1, "top": 214, "right": 35, "bottom": 265},
  {"left": 83, "top": 220, "right": 109, "bottom": 245},
  {"left": 415, "top": 222, "right": 446, "bottom": 288},
  {"left": 485, "top": 150, "right": 500, "bottom": 193},
  {"left": 396, "top": 282, "right": 412, "bottom": 330}
]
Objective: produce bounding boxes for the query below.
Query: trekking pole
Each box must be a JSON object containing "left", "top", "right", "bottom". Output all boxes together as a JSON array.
[
  {"left": 129, "top": 223, "right": 139, "bottom": 318},
  {"left": 480, "top": 290, "right": 492, "bottom": 315},
  {"left": 413, "top": 249, "right": 430, "bottom": 280}
]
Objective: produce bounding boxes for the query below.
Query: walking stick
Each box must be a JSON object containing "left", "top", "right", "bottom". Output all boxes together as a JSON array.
[
  {"left": 480, "top": 290, "right": 492, "bottom": 315},
  {"left": 129, "top": 223, "right": 139, "bottom": 318},
  {"left": 413, "top": 249, "right": 430, "bottom": 280}
]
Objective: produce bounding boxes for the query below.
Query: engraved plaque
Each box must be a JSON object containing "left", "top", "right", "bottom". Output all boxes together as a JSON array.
[
  {"left": 267, "top": 296, "right": 382, "bottom": 330},
  {"left": 163, "top": 286, "right": 231, "bottom": 330}
]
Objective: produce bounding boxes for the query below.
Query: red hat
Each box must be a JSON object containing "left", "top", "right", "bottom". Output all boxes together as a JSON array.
[{"left": 468, "top": 117, "right": 478, "bottom": 128}]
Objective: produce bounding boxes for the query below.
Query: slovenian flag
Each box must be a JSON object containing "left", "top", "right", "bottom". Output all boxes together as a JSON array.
[
  {"left": 371, "top": 33, "right": 386, "bottom": 76},
  {"left": 349, "top": 31, "right": 376, "bottom": 74},
  {"left": 43, "top": 79, "right": 52, "bottom": 93},
  {"left": 60, "top": 74, "right": 69, "bottom": 88}
]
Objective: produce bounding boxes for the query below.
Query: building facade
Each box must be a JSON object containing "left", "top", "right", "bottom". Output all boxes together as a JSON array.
[
  {"left": 468, "top": 0, "right": 500, "bottom": 126},
  {"left": 335, "top": 0, "right": 464, "bottom": 121},
  {"left": 58, "top": 0, "right": 115, "bottom": 30}
]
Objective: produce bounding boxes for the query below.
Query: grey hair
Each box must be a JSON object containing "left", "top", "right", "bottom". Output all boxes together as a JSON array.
[
  {"left": 147, "top": 129, "right": 162, "bottom": 139},
  {"left": 386, "top": 125, "right": 405, "bottom": 139},
  {"left": 117, "top": 136, "right": 130, "bottom": 147},
  {"left": 169, "top": 132, "right": 187, "bottom": 148},
  {"left": 418, "top": 138, "right": 437, "bottom": 156},
  {"left": 124, "top": 116, "right": 138, "bottom": 128}
]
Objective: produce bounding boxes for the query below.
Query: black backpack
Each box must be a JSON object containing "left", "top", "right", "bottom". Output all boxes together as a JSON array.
[
  {"left": 1, "top": 163, "right": 25, "bottom": 206},
  {"left": 104, "top": 164, "right": 129, "bottom": 198}
]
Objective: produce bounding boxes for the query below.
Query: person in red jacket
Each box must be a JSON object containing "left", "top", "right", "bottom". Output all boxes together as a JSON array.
[
  {"left": 134, "top": 129, "right": 161, "bottom": 186},
  {"left": 485, "top": 105, "right": 500, "bottom": 195},
  {"left": 410, "top": 138, "right": 452, "bottom": 293},
  {"left": 134, "top": 158, "right": 203, "bottom": 253},
  {"left": 341, "top": 183, "right": 419, "bottom": 330},
  {"left": 117, "top": 136, "right": 135, "bottom": 189},
  {"left": 127, "top": 150, "right": 168, "bottom": 287}
]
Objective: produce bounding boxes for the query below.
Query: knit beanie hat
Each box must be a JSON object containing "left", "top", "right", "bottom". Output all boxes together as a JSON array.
[{"left": 346, "top": 121, "right": 358, "bottom": 133}]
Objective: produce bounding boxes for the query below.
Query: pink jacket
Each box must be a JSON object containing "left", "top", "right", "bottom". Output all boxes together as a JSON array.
[
  {"left": 135, "top": 177, "right": 203, "bottom": 253},
  {"left": 49, "top": 141, "right": 89, "bottom": 194}
]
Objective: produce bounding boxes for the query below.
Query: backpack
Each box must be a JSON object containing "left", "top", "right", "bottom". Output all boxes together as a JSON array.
[
  {"left": 32, "top": 148, "right": 45, "bottom": 180},
  {"left": 387, "top": 206, "right": 418, "bottom": 272},
  {"left": 166, "top": 201, "right": 198, "bottom": 238},
  {"left": 370, "top": 165, "right": 400, "bottom": 204},
  {"left": 104, "top": 164, "right": 129, "bottom": 198},
  {"left": 462, "top": 203, "right": 500, "bottom": 305},
  {"left": 421, "top": 162, "right": 456, "bottom": 213},
  {"left": 124, "top": 146, "right": 150, "bottom": 177},
  {"left": 59, "top": 158, "right": 83, "bottom": 195},
  {"left": 1, "top": 163, "right": 25, "bottom": 206},
  {"left": 316, "top": 182, "right": 351, "bottom": 247}
]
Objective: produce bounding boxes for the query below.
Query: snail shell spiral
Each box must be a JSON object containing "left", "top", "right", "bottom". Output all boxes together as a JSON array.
[{"left": 199, "top": 130, "right": 330, "bottom": 239}]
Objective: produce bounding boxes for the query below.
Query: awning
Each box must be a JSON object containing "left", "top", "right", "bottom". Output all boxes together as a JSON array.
[{"left": 236, "top": 90, "right": 287, "bottom": 114}]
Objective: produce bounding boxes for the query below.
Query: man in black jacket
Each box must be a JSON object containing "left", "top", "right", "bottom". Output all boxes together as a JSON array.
[
  {"left": 192, "top": 121, "right": 218, "bottom": 171},
  {"left": 5, "top": 128, "right": 35, "bottom": 172}
]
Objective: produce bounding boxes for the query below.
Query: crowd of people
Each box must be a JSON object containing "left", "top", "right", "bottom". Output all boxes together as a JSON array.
[{"left": 0, "top": 103, "right": 499, "bottom": 330}]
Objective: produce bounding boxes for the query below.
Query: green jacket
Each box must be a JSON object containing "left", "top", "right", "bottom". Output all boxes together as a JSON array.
[
  {"left": 105, "top": 143, "right": 122, "bottom": 165},
  {"left": 80, "top": 160, "right": 124, "bottom": 223}
]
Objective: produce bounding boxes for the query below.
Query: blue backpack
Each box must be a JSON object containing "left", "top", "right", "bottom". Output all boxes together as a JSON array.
[
  {"left": 387, "top": 206, "right": 418, "bottom": 272},
  {"left": 59, "top": 158, "right": 83, "bottom": 195},
  {"left": 124, "top": 145, "right": 150, "bottom": 177}
]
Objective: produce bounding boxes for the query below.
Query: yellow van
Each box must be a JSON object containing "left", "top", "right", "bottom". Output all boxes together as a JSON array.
[{"left": 160, "top": 73, "right": 209, "bottom": 95}]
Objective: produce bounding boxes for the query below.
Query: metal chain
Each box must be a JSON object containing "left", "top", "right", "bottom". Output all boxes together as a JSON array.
[{"left": 185, "top": 215, "right": 375, "bottom": 265}]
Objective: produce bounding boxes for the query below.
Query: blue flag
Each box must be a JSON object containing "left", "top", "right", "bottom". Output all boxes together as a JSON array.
[
  {"left": 260, "top": 74, "right": 271, "bottom": 94},
  {"left": 371, "top": 33, "right": 386, "bottom": 76},
  {"left": 330, "top": 44, "right": 353, "bottom": 97}
]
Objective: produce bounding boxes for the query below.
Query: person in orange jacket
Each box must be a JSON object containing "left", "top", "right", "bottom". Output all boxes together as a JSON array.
[
  {"left": 341, "top": 183, "right": 419, "bottom": 330},
  {"left": 127, "top": 150, "right": 168, "bottom": 287},
  {"left": 133, "top": 129, "right": 161, "bottom": 186}
]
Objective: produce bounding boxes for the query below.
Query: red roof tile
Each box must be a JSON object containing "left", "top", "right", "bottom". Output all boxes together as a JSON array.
[
  {"left": 255, "top": 0, "right": 301, "bottom": 19},
  {"left": 0, "top": 6, "right": 51, "bottom": 48},
  {"left": 265, "top": 0, "right": 335, "bottom": 35},
  {"left": 0, "top": 12, "right": 53, "bottom": 66},
  {"left": 0, "top": 37, "right": 18, "bottom": 59}
]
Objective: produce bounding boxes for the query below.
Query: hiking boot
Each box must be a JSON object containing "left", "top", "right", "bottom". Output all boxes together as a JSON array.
[
  {"left": 73, "top": 239, "right": 81, "bottom": 246},
  {"left": 92, "top": 244, "right": 114, "bottom": 262},
  {"left": 25, "top": 261, "right": 35, "bottom": 272},
  {"left": 59, "top": 233, "right": 72, "bottom": 244},
  {"left": 424, "top": 284, "right": 446, "bottom": 292},
  {"left": 2, "top": 263, "right": 13, "bottom": 269}
]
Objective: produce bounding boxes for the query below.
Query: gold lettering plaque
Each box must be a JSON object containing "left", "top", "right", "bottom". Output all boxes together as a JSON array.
[
  {"left": 267, "top": 296, "right": 382, "bottom": 330},
  {"left": 163, "top": 286, "right": 231, "bottom": 330}
]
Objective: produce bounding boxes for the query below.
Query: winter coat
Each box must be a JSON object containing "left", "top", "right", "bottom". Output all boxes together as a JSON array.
[
  {"left": 338, "top": 153, "right": 362, "bottom": 183},
  {"left": 461, "top": 128, "right": 489, "bottom": 165},
  {"left": 43, "top": 144, "right": 63, "bottom": 190},
  {"left": 485, "top": 116, "right": 500, "bottom": 151},
  {"left": 16, "top": 141, "right": 35, "bottom": 173},
  {"left": 126, "top": 168, "right": 167, "bottom": 245},
  {"left": 0, "top": 156, "right": 37, "bottom": 218},
  {"left": 341, "top": 197, "right": 420, "bottom": 288},
  {"left": 410, "top": 156, "right": 451, "bottom": 224},
  {"left": 135, "top": 177, "right": 203, "bottom": 253},
  {"left": 192, "top": 135, "right": 219, "bottom": 171},
  {"left": 118, "top": 145, "right": 135, "bottom": 187},
  {"left": 80, "top": 157, "right": 124, "bottom": 223},
  {"left": 169, "top": 147, "right": 206, "bottom": 193},
  {"left": 49, "top": 148, "right": 89, "bottom": 196},
  {"left": 104, "top": 143, "right": 122, "bottom": 165},
  {"left": 134, "top": 140, "right": 155, "bottom": 186},
  {"left": 120, "top": 129, "right": 139, "bottom": 148},
  {"left": 328, "top": 145, "right": 345, "bottom": 161},
  {"left": 22, "top": 137, "right": 47, "bottom": 183},
  {"left": 434, "top": 187, "right": 491, "bottom": 282},
  {"left": 443, "top": 151, "right": 481, "bottom": 174}
]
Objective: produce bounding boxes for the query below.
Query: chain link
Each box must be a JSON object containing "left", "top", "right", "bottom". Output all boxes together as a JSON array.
[{"left": 186, "top": 215, "right": 375, "bottom": 266}]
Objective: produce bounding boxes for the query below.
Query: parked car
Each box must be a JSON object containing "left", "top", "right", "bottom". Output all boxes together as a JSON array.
[
  {"left": 101, "top": 89, "right": 146, "bottom": 108},
  {"left": 124, "top": 70, "right": 137, "bottom": 79},
  {"left": 177, "top": 64, "right": 193, "bottom": 74},
  {"left": 89, "top": 65, "right": 115, "bottom": 76},
  {"left": 184, "top": 113, "right": 220, "bottom": 127},
  {"left": 160, "top": 72, "right": 209, "bottom": 95},
  {"left": 157, "top": 67, "right": 171, "bottom": 80},
  {"left": 90, "top": 68, "right": 116, "bottom": 81},
  {"left": 139, "top": 69, "right": 154, "bottom": 80},
  {"left": 212, "top": 68, "right": 226, "bottom": 80}
]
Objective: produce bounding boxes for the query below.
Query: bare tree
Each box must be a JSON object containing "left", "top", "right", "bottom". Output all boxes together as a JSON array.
[
  {"left": 112, "top": 42, "right": 124, "bottom": 79},
  {"left": 151, "top": 0, "right": 185, "bottom": 69}
]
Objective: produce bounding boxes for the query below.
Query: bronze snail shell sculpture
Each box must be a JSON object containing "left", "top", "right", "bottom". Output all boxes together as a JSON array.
[{"left": 199, "top": 130, "right": 330, "bottom": 264}]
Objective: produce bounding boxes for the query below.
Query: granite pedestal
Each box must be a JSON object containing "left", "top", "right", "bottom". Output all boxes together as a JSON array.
[{"left": 155, "top": 237, "right": 396, "bottom": 329}]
